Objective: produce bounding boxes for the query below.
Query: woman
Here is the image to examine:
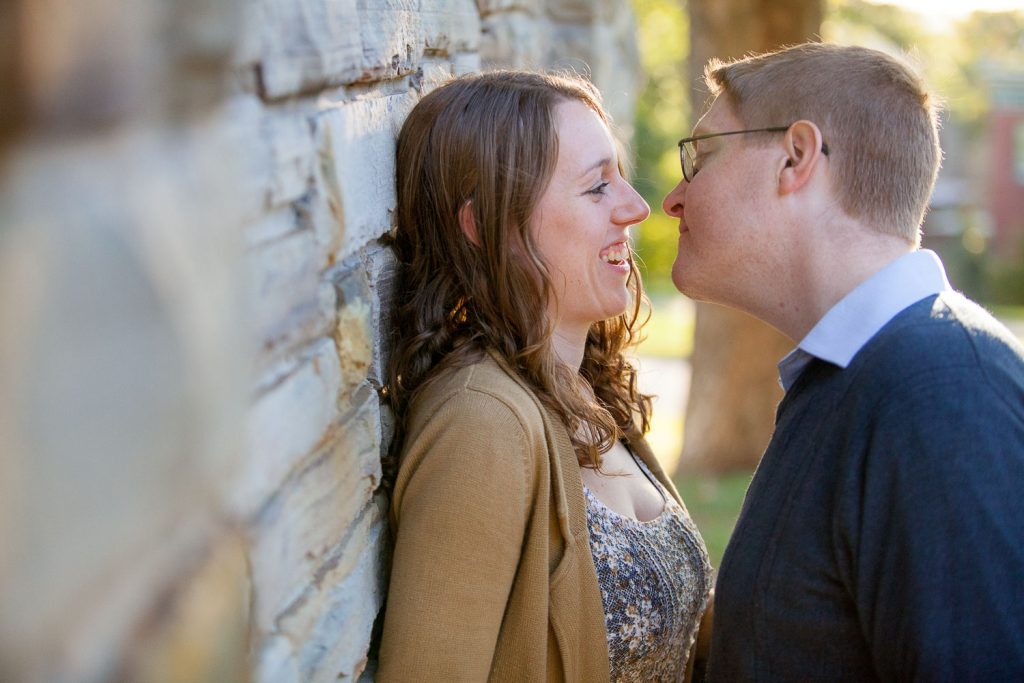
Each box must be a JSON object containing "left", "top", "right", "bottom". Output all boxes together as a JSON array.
[{"left": 378, "top": 70, "right": 711, "bottom": 682}]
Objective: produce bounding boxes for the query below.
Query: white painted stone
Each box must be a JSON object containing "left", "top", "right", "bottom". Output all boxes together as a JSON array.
[
  {"left": 330, "top": 260, "right": 377, "bottom": 397},
  {"left": 257, "top": 0, "right": 362, "bottom": 98},
  {"left": 253, "top": 633, "right": 301, "bottom": 683},
  {"left": 586, "top": 18, "right": 642, "bottom": 135},
  {"left": 420, "top": 0, "right": 482, "bottom": 54},
  {"left": 234, "top": 339, "right": 342, "bottom": 517},
  {"left": 244, "top": 205, "right": 300, "bottom": 248},
  {"left": 245, "top": 229, "right": 337, "bottom": 368},
  {"left": 452, "top": 50, "right": 482, "bottom": 75},
  {"left": 545, "top": 0, "right": 595, "bottom": 23},
  {"left": 276, "top": 500, "right": 388, "bottom": 682},
  {"left": 233, "top": 0, "right": 265, "bottom": 68},
  {"left": 361, "top": 244, "right": 397, "bottom": 389},
  {"left": 313, "top": 93, "right": 418, "bottom": 263},
  {"left": 223, "top": 93, "right": 271, "bottom": 222},
  {"left": 248, "top": 391, "right": 381, "bottom": 631},
  {"left": 0, "top": 119, "right": 251, "bottom": 676},
  {"left": 477, "top": 0, "right": 541, "bottom": 16},
  {"left": 357, "top": 0, "right": 420, "bottom": 82},
  {"left": 481, "top": 11, "right": 544, "bottom": 68},
  {"left": 264, "top": 104, "right": 315, "bottom": 208}
]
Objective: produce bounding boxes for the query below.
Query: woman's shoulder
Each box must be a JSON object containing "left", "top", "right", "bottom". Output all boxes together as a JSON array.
[
  {"left": 395, "top": 352, "right": 555, "bottom": 501},
  {"left": 410, "top": 350, "right": 547, "bottom": 431}
]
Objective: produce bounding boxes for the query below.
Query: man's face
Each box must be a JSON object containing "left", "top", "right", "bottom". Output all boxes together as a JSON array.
[{"left": 661, "top": 98, "right": 780, "bottom": 307}]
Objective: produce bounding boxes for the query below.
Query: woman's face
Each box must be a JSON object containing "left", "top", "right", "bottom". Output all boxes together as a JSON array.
[{"left": 531, "top": 100, "right": 650, "bottom": 345}]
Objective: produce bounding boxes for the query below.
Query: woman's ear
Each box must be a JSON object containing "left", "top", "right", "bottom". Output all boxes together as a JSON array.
[
  {"left": 458, "top": 200, "right": 479, "bottom": 246},
  {"left": 779, "top": 120, "right": 825, "bottom": 196}
]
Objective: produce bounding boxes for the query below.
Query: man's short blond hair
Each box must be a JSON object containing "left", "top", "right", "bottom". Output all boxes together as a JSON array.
[{"left": 705, "top": 42, "right": 941, "bottom": 244}]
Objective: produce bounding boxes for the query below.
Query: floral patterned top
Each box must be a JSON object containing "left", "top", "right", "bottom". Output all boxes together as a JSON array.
[{"left": 583, "top": 455, "right": 712, "bottom": 682}]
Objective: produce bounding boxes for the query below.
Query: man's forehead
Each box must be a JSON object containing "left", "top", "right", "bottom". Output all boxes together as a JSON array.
[{"left": 692, "top": 98, "right": 737, "bottom": 136}]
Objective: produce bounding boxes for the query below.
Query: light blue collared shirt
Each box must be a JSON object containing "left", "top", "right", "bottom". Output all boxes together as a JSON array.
[{"left": 777, "top": 249, "right": 952, "bottom": 392}]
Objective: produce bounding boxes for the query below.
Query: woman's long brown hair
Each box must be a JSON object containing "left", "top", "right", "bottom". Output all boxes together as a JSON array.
[{"left": 384, "top": 70, "right": 651, "bottom": 484}]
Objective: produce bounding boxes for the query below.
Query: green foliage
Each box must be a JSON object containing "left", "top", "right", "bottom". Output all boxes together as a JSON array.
[
  {"left": 949, "top": 10, "right": 1024, "bottom": 134},
  {"left": 823, "top": 1, "right": 1024, "bottom": 135},
  {"left": 630, "top": 0, "right": 689, "bottom": 292},
  {"left": 673, "top": 472, "right": 752, "bottom": 571},
  {"left": 988, "top": 239, "right": 1024, "bottom": 306},
  {"left": 638, "top": 294, "right": 695, "bottom": 357}
]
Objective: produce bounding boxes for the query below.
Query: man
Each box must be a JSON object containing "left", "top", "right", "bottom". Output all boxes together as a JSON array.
[{"left": 663, "top": 42, "right": 1024, "bottom": 680}]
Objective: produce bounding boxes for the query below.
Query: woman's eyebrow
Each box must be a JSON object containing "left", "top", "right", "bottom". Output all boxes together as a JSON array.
[{"left": 576, "top": 157, "right": 611, "bottom": 180}]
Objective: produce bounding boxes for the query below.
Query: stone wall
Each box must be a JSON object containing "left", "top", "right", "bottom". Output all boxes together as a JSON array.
[{"left": 0, "top": 1, "right": 640, "bottom": 681}]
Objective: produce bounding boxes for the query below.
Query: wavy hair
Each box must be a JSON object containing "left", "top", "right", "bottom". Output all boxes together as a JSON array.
[{"left": 384, "top": 70, "right": 651, "bottom": 484}]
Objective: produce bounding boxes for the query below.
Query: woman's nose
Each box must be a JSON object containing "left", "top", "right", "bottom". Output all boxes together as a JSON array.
[
  {"left": 617, "top": 182, "right": 651, "bottom": 225},
  {"left": 662, "top": 178, "right": 687, "bottom": 218}
]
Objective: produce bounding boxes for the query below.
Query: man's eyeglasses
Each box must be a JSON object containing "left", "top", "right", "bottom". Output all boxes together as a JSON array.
[{"left": 677, "top": 126, "right": 830, "bottom": 182}]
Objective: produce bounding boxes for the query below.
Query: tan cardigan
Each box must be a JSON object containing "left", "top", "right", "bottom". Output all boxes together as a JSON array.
[{"left": 377, "top": 352, "right": 702, "bottom": 681}]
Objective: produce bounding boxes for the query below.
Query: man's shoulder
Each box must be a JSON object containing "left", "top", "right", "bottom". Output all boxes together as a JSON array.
[{"left": 860, "top": 291, "right": 1024, "bottom": 381}]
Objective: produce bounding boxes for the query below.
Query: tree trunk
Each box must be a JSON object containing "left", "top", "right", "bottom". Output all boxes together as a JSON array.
[{"left": 676, "top": 0, "right": 823, "bottom": 474}]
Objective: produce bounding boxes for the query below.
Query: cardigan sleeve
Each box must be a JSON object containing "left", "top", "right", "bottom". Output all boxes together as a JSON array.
[
  {"left": 839, "top": 367, "right": 1024, "bottom": 680},
  {"left": 377, "top": 388, "right": 533, "bottom": 681}
]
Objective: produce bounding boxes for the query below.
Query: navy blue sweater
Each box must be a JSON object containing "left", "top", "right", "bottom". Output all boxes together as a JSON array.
[{"left": 708, "top": 292, "right": 1024, "bottom": 681}]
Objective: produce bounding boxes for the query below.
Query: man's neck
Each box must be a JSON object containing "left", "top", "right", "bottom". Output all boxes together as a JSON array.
[{"left": 761, "top": 223, "right": 915, "bottom": 342}]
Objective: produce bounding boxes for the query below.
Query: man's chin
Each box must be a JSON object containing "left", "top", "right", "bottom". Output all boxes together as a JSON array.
[{"left": 670, "top": 263, "right": 695, "bottom": 297}]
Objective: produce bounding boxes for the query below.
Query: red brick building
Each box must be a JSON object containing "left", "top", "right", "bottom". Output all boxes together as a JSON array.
[{"left": 988, "top": 68, "right": 1024, "bottom": 259}]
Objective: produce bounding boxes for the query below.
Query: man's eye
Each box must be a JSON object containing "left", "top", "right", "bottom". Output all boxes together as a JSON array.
[
  {"left": 586, "top": 181, "right": 610, "bottom": 196},
  {"left": 693, "top": 155, "right": 706, "bottom": 175}
]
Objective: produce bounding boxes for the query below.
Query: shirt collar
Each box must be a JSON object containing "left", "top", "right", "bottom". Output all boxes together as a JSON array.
[{"left": 778, "top": 249, "right": 951, "bottom": 391}]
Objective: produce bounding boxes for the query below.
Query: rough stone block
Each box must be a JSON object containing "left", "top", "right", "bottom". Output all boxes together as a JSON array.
[
  {"left": 313, "top": 92, "right": 417, "bottom": 263},
  {"left": 481, "top": 11, "right": 543, "bottom": 69},
  {"left": 253, "top": 634, "right": 300, "bottom": 683},
  {"left": 331, "top": 261, "right": 375, "bottom": 396},
  {"left": 357, "top": 0, "right": 420, "bottom": 81},
  {"left": 477, "top": 0, "right": 541, "bottom": 16},
  {"left": 234, "top": 339, "right": 342, "bottom": 517},
  {"left": 583, "top": 20, "right": 641, "bottom": 133},
  {"left": 452, "top": 50, "right": 482, "bottom": 75},
  {"left": 245, "top": 229, "right": 335, "bottom": 367},
  {"left": 248, "top": 390, "right": 381, "bottom": 632},
  {"left": 274, "top": 500, "right": 388, "bottom": 682},
  {"left": 223, "top": 94, "right": 271, "bottom": 222},
  {"left": 545, "top": 0, "right": 597, "bottom": 23},
  {"left": 117, "top": 530, "right": 251, "bottom": 683},
  {"left": 359, "top": 243, "right": 397, "bottom": 390},
  {"left": 244, "top": 206, "right": 300, "bottom": 249},
  {"left": 264, "top": 104, "right": 315, "bottom": 208},
  {"left": 420, "top": 0, "right": 482, "bottom": 54},
  {"left": 256, "top": 0, "right": 362, "bottom": 98},
  {"left": 0, "top": 123, "right": 250, "bottom": 681}
]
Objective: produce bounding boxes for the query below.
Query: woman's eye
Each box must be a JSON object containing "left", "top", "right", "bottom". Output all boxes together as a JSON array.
[{"left": 586, "top": 181, "right": 610, "bottom": 196}]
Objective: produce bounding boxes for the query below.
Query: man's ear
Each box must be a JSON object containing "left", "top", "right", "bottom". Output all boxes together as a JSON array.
[
  {"left": 779, "top": 120, "right": 825, "bottom": 195},
  {"left": 458, "top": 200, "right": 479, "bottom": 246}
]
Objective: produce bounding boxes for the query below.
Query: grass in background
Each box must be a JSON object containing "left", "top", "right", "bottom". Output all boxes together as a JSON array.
[{"left": 673, "top": 472, "right": 752, "bottom": 572}]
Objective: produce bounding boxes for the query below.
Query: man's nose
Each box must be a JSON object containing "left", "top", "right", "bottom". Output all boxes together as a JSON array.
[{"left": 662, "top": 178, "right": 687, "bottom": 218}]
